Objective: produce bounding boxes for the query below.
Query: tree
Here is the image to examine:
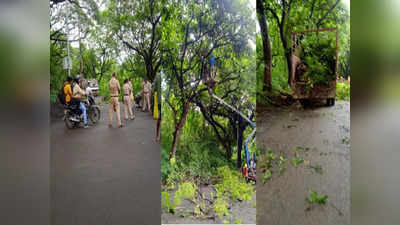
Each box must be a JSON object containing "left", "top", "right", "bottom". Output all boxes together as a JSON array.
[
  {"left": 163, "top": 0, "right": 255, "bottom": 160},
  {"left": 258, "top": 0, "right": 349, "bottom": 90},
  {"left": 257, "top": 0, "right": 272, "bottom": 91},
  {"left": 106, "top": 0, "right": 162, "bottom": 82}
]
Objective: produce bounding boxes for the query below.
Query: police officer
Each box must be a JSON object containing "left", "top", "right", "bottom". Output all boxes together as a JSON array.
[
  {"left": 142, "top": 78, "right": 152, "bottom": 112},
  {"left": 108, "top": 71, "right": 123, "bottom": 128},
  {"left": 123, "top": 79, "right": 134, "bottom": 120},
  {"left": 128, "top": 77, "right": 135, "bottom": 117}
]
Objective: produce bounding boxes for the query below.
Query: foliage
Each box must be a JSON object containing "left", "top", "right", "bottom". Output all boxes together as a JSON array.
[
  {"left": 105, "top": 0, "right": 162, "bottom": 81},
  {"left": 308, "top": 164, "right": 324, "bottom": 175},
  {"left": 262, "top": 169, "right": 272, "bottom": 184},
  {"left": 173, "top": 182, "right": 197, "bottom": 207},
  {"left": 302, "top": 35, "right": 337, "bottom": 86},
  {"left": 306, "top": 190, "right": 328, "bottom": 205},
  {"left": 336, "top": 82, "right": 350, "bottom": 101},
  {"left": 257, "top": 0, "right": 350, "bottom": 96},
  {"left": 234, "top": 219, "right": 243, "bottom": 224},
  {"left": 291, "top": 156, "right": 304, "bottom": 167},
  {"left": 215, "top": 166, "right": 254, "bottom": 201},
  {"left": 161, "top": 7, "right": 257, "bottom": 222},
  {"left": 161, "top": 108, "right": 232, "bottom": 184},
  {"left": 213, "top": 195, "right": 229, "bottom": 219},
  {"left": 296, "top": 146, "right": 310, "bottom": 152},
  {"left": 162, "top": 0, "right": 256, "bottom": 160},
  {"left": 161, "top": 191, "right": 175, "bottom": 213}
]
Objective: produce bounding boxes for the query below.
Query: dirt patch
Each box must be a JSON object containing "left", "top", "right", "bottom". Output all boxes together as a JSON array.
[{"left": 162, "top": 184, "right": 256, "bottom": 224}]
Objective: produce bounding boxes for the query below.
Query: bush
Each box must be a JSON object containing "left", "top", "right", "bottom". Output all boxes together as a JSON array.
[
  {"left": 336, "top": 82, "right": 350, "bottom": 101},
  {"left": 215, "top": 166, "right": 254, "bottom": 201},
  {"left": 301, "top": 35, "right": 336, "bottom": 86},
  {"left": 173, "top": 181, "right": 197, "bottom": 207}
]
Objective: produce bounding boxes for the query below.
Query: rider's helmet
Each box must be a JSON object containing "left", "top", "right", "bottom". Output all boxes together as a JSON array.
[{"left": 74, "top": 74, "right": 81, "bottom": 83}]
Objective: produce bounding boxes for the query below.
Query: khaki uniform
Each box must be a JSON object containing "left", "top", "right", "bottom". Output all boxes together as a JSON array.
[
  {"left": 109, "top": 77, "right": 121, "bottom": 126},
  {"left": 129, "top": 81, "right": 134, "bottom": 103},
  {"left": 123, "top": 83, "right": 134, "bottom": 120},
  {"left": 140, "top": 81, "right": 145, "bottom": 109},
  {"left": 142, "top": 81, "right": 152, "bottom": 112}
]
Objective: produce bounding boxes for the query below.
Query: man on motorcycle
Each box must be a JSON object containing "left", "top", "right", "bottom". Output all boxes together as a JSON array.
[{"left": 72, "top": 75, "right": 89, "bottom": 128}]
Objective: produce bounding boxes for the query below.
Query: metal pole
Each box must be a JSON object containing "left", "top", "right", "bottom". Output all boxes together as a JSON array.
[
  {"left": 66, "top": 3, "right": 70, "bottom": 77},
  {"left": 211, "top": 93, "right": 256, "bottom": 128}
]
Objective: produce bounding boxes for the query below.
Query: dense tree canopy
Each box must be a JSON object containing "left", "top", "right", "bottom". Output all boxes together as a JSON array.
[{"left": 257, "top": 0, "right": 350, "bottom": 93}]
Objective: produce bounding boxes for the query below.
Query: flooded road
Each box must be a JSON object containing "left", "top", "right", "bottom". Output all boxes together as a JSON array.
[{"left": 256, "top": 101, "right": 350, "bottom": 225}]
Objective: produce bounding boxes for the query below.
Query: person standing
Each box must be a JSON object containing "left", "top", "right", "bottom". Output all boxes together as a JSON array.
[
  {"left": 108, "top": 71, "right": 123, "bottom": 128},
  {"left": 128, "top": 77, "right": 135, "bottom": 118},
  {"left": 123, "top": 79, "right": 134, "bottom": 120},
  {"left": 141, "top": 79, "right": 146, "bottom": 110},
  {"left": 71, "top": 75, "right": 89, "bottom": 128},
  {"left": 142, "top": 78, "right": 152, "bottom": 112},
  {"left": 147, "top": 79, "right": 152, "bottom": 112},
  {"left": 209, "top": 53, "right": 215, "bottom": 78}
]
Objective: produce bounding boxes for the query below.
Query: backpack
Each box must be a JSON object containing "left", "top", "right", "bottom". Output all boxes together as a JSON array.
[{"left": 58, "top": 85, "right": 66, "bottom": 105}]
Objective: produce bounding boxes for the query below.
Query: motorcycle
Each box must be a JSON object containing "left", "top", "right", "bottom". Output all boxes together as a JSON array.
[{"left": 63, "top": 95, "right": 101, "bottom": 129}]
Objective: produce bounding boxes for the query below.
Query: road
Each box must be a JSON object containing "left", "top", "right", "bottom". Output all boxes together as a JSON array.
[
  {"left": 51, "top": 104, "right": 160, "bottom": 225},
  {"left": 256, "top": 101, "right": 350, "bottom": 225}
]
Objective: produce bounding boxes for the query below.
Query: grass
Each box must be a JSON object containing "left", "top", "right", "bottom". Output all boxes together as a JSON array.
[
  {"left": 308, "top": 164, "right": 323, "bottom": 175},
  {"left": 306, "top": 190, "right": 328, "bottom": 205},
  {"left": 291, "top": 157, "right": 304, "bottom": 167},
  {"left": 296, "top": 146, "right": 310, "bottom": 152}
]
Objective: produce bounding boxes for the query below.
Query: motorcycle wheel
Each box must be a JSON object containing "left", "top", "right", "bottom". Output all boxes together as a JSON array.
[
  {"left": 64, "top": 113, "right": 74, "bottom": 129},
  {"left": 89, "top": 106, "right": 101, "bottom": 124}
]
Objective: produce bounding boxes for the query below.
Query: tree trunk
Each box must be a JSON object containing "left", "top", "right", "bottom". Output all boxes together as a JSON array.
[
  {"left": 146, "top": 61, "right": 155, "bottom": 82},
  {"left": 237, "top": 119, "right": 244, "bottom": 169},
  {"left": 257, "top": 0, "right": 272, "bottom": 91},
  {"left": 278, "top": 17, "right": 293, "bottom": 86},
  {"left": 226, "top": 142, "right": 232, "bottom": 160},
  {"left": 170, "top": 101, "right": 190, "bottom": 159}
]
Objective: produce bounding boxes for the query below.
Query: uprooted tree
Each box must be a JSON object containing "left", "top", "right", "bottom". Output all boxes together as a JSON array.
[{"left": 162, "top": 0, "right": 255, "bottom": 162}]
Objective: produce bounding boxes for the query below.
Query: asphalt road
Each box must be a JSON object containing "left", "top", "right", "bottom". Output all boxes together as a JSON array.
[
  {"left": 51, "top": 104, "right": 160, "bottom": 225},
  {"left": 256, "top": 101, "right": 350, "bottom": 225}
]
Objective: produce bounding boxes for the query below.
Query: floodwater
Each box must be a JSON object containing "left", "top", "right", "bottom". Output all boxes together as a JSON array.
[{"left": 256, "top": 101, "right": 350, "bottom": 225}]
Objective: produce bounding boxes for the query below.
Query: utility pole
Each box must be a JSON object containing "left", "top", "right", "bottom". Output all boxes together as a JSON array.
[{"left": 64, "top": 2, "right": 71, "bottom": 77}]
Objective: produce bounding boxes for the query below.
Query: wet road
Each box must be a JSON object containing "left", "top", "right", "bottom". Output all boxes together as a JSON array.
[
  {"left": 256, "top": 101, "right": 350, "bottom": 225},
  {"left": 51, "top": 104, "right": 160, "bottom": 225}
]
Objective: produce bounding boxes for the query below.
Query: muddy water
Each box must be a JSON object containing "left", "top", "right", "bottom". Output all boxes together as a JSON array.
[
  {"left": 161, "top": 185, "right": 256, "bottom": 224},
  {"left": 256, "top": 101, "right": 350, "bottom": 225}
]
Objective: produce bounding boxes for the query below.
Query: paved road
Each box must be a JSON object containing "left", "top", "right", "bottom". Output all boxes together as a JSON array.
[
  {"left": 51, "top": 104, "right": 160, "bottom": 225},
  {"left": 256, "top": 101, "right": 350, "bottom": 225}
]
